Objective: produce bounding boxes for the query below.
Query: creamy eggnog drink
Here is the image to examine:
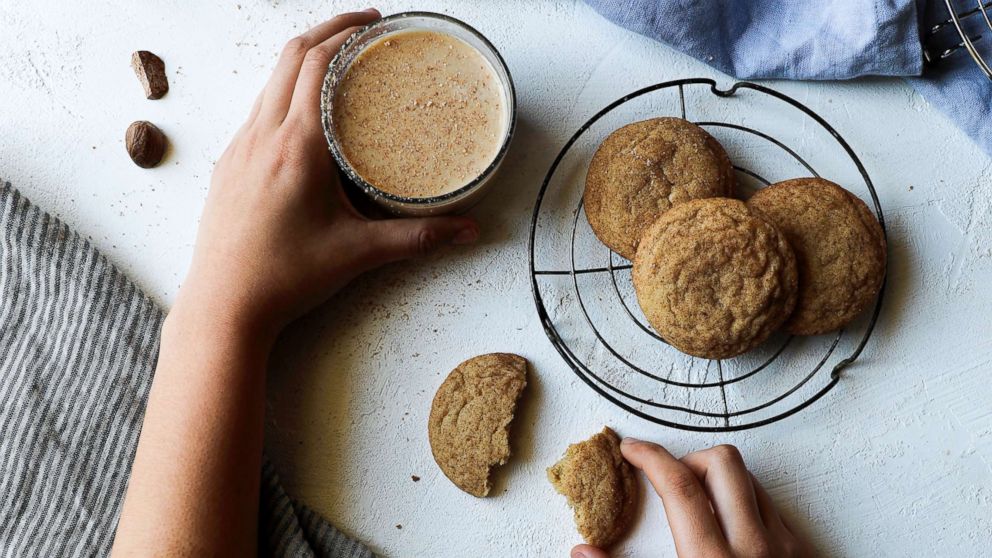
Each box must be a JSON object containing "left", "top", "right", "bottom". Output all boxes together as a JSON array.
[{"left": 331, "top": 29, "right": 509, "bottom": 199}]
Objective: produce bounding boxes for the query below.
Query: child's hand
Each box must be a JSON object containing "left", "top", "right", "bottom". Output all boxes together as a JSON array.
[
  {"left": 179, "top": 9, "right": 479, "bottom": 339},
  {"left": 573, "top": 441, "right": 814, "bottom": 558}
]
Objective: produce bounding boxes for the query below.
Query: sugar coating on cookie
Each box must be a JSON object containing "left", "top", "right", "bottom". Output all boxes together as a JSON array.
[
  {"left": 547, "top": 427, "right": 638, "bottom": 548},
  {"left": 584, "top": 117, "right": 736, "bottom": 260},
  {"left": 428, "top": 353, "right": 528, "bottom": 497},
  {"left": 746, "top": 177, "right": 886, "bottom": 335},
  {"left": 632, "top": 197, "right": 798, "bottom": 359}
]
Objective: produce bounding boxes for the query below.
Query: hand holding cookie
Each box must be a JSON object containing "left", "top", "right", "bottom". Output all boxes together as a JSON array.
[
  {"left": 572, "top": 439, "right": 814, "bottom": 558},
  {"left": 548, "top": 428, "right": 638, "bottom": 549}
]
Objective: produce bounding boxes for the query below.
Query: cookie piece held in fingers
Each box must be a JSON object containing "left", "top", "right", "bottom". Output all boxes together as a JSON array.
[
  {"left": 632, "top": 197, "right": 798, "bottom": 359},
  {"left": 584, "top": 117, "right": 736, "bottom": 260},
  {"left": 428, "top": 353, "right": 528, "bottom": 497},
  {"left": 548, "top": 427, "right": 638, "bottom": 548},
  {"left": 746, "top": 177, "right": 886, "bottom": 335}
]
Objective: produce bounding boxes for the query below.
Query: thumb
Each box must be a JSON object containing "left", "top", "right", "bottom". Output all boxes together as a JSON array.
[
  {"left": 361, "top": 216, "right": 479, "bottom": 267},
  {"left": 571, "top": 544, "right": 610, "bottom": 558}
]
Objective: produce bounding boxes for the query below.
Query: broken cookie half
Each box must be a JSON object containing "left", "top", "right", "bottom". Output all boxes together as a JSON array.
[
  {"left": 428, "top": 353, "right": 528, "bottom": 497},
  {"left": 548, "top": 427, "right": 638, "bottom": 548}
]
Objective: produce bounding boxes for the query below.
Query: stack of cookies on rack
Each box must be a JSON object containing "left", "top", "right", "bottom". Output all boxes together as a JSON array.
[{"left": 584, "top": 117, "right": 886, "bottom": 359}]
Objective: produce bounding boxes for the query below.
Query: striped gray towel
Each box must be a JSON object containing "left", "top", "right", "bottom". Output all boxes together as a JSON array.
[{"left": 0, "top": 182, "right": 373, "bottom": 558}]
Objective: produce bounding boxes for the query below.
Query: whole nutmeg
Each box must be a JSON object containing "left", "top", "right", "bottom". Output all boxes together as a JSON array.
[{"left": 125, "top": 120, "right": 167, "bottom": 168}]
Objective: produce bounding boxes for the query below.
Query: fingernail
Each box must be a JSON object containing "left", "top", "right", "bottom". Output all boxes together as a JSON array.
[
  {"left": 452, "top": 226, "right": 478, "bottom": 245},
  {"left": 363, "top": 7, "right": 380, "bottom": 14},
  {"left": 621, "top": 437, "right": 642, "bottom": 446},
  {"left": 571, "top": 551, "right": 588, "bottom": 558}
]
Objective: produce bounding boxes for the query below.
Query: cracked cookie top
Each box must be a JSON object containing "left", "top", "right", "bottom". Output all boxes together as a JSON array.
[
  {"left": 584, "top": 117, "right": 736, "bottom": 260},
  {"left": 428, "top": 353, "right": 528, "bottom": 497},
  {"left": 747, "top": 178, "right": 886, "bottom": 335},
  {"left": 633, "top": 197, "right": 798, "bottom": 359}
]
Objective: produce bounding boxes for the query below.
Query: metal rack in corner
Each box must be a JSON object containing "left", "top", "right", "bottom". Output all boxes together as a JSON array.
[{"left": 924, "top": 0, "right": 992, "bottom": 78}]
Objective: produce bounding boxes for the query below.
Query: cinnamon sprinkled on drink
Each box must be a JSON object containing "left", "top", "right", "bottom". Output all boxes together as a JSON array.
[{"left": 332, "top": 30, "right": 507, "bottom": 198}]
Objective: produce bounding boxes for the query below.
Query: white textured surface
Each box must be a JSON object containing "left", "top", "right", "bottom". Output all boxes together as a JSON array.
[{"left": 2, "top": 1, "right": 991, "bottom": 556}]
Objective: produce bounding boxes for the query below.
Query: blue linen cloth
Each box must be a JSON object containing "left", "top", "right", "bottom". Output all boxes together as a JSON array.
[{"left": 584, "top": 0, "right": 992, "bottom": 158}]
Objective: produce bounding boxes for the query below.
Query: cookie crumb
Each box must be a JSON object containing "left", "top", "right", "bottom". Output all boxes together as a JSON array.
[{"left": 411, "top": 475, "right": 420, "bottom": 482}]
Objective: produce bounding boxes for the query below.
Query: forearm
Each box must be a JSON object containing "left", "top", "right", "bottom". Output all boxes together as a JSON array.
[
  {"left": 110, "top": 9, "right": 470, "bottom": 554},
  {"left": 112, "top": 295, "right": 274, "bottom": 556}
]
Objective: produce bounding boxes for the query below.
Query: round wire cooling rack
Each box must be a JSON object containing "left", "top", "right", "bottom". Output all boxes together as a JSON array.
[{"left": 528, "top": 78, "right": 888, "bottom": 432}]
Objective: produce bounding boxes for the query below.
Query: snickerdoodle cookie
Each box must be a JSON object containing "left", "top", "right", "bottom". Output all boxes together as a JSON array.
[
  {"left": 584, "top": 117, "right": 736, "bottom": 260},
  {"left": 428, "top": 353, "right": 528, "bottom": 497},
  {"left": 746, "top": 177, "right": 886, "bottom": 335},
  {"left": 632, "top": 198, "right": 798, "bottom": 359},
  {"left": 547, "top": 427, "right": 637, "bottom": 548}
]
